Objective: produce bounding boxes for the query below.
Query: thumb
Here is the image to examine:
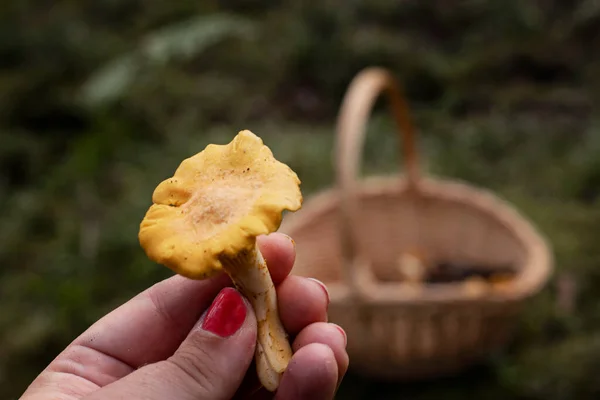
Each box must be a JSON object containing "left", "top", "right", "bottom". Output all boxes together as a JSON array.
[{"left": 88, "top": 287, "right": 257, "bottom": 400}]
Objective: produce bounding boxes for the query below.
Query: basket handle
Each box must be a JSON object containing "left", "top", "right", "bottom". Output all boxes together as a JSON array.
[{"left": 335, "top": 67, "right": 420, "bottom": 299}]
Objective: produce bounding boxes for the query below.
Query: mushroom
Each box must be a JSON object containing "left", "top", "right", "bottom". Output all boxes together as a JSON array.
[
  {"left": 138, "top": 130, "right": 303, "bottom": 392},
  {"left": 396, "top": 249, "right": 428, "bottom": 284}
]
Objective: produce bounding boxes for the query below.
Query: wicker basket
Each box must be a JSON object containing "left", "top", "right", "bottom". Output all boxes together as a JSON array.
[{"left": 280, "top": 67, "right": 553, "bottom": 380}]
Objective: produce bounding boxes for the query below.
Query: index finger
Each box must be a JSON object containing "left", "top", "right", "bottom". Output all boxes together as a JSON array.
[{"left": 257, "top": 233, "right": 296, "bottom": 284}]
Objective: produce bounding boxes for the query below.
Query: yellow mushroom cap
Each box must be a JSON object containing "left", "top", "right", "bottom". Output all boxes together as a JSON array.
[{"left": 138, "top": 130, "right": 302, "bottom": 279}]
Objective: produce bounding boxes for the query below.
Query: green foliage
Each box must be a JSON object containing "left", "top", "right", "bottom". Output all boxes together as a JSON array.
[
  {"left": 81, "top": 13, "right": 256, "bottom": 106},
  {"left": 2, "top": 0, "right": 600, "bottom": 399}
]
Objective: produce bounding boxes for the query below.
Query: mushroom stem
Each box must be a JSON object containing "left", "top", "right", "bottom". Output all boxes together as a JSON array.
[{"left": 221, "top": 244, "right": 292, "bottom": 392}]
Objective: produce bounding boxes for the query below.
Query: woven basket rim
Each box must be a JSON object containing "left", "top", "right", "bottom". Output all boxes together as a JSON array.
[{"left": 281, "top": 174, "right": 554, "bottom": 306}]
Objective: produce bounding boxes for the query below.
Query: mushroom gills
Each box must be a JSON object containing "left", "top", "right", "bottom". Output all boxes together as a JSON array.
[{"left": 220, "top": 245, "right": 292, "bottom": 392}]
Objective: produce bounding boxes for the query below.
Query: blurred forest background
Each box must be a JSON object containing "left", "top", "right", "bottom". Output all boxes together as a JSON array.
[{"left": 2, "top": 0, "right": 600, "bottom": 399}]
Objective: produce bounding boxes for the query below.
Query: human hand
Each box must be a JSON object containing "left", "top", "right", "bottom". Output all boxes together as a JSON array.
[{"left": 21, "top": 233, "right": 348, "bottom": 400}]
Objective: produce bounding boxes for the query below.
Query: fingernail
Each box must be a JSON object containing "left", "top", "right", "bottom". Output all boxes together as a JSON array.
[
  {"left": 336, "top": 375, "right": 346, "bottom": 393},
  {"left": 201, "top": 287, "right": 247, "bottom": 337},
  {"left": 282, "top": 233, "right": 296, "bottom": 248},
  {"left": 308, "top": 277, "right": 330, "bottom": 305},
  {"left": 332, "top": 323, "right": 347, "bottom": 347}
]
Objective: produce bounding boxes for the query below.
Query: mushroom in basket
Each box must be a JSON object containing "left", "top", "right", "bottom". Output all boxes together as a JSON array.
[
  {"left": 396, "top": 249, "right": 429, "bottom": 284},
  {"left": 138, "top": 130, "right": 303, "bottom": 392}
]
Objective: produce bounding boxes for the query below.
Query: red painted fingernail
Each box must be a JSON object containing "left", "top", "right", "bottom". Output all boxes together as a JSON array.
[
  {"left": 308, "top": 278, "right": 330, "bottom": 305},
  {"left": 201, "top": 288, "right": 247, "bottom": 337},
  {"left": 332, "top": 323, "right": 347, "bottom": 347}
]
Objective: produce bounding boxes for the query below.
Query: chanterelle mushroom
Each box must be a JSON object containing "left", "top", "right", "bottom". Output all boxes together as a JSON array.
[{"left": 138, "top": 130, "right": 302, "bottom": 392}]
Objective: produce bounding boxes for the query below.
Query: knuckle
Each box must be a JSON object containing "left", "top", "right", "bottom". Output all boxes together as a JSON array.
[
  {"left": 167, "top": 334, "right": 221, "bottom": 395},
  {"left": 146, "top": 286, "right": 181, "bottom": 329}
]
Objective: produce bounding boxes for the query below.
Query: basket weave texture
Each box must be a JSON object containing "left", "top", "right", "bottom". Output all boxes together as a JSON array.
[{"left": 280, "top": 67, "right": 553, "bottom": 380}]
